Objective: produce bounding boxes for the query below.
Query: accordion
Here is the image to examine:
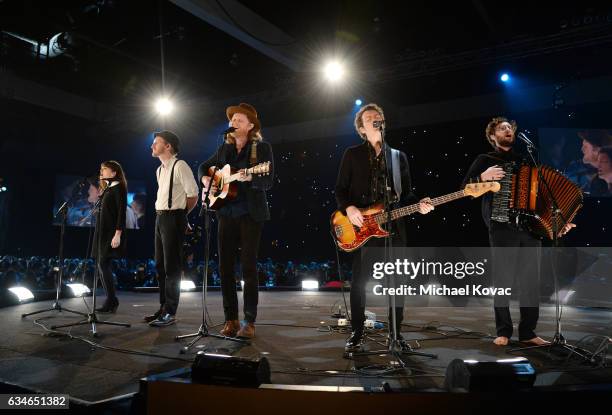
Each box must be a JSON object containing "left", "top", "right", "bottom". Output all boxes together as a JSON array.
[{"left": 491, "top": 162, "right": 583, "bottom": 240}]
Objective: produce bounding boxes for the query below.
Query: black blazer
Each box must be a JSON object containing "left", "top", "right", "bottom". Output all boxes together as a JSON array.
[
  {"left": 335, "top": 141, "right": 418, "bottom": 244},
  {"left": 198, "top": 141, "right": 274, "bottom": 222},
  {"left": 92, "top": 184, "right": 127, "bottom": 260}
]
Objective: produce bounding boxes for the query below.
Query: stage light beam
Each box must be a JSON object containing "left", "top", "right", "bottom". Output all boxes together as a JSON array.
[
  {"left": 500, "top": 73, "right": 510, "bottom": 83},
  {"left": 66, "top": 283, "right": 90, "bottom": 297},
  {"left": 180, "top": 280, "right": 196, "bottom": 291},
  {"left": 301, "top": 280, "right": 319, "bottom": 290},
  {"left": 8, "top": 287, "right": 34, "bottom": 303}
]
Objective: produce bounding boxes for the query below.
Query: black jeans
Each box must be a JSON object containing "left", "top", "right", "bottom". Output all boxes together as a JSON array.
[
  {"left": 489, "top": 222, "right": 541, "bottom": 340},
  {"left": 350, "top": 237, "right": 404, "bottom": 333},
  {"left": 218, "top": 214, "right": 263, "bottom": 323},
  {"left": 154, "top": 211, "right": 187, "bottom": 315},
  {"left": 98, "top": 257, "right": 117, "bottom": 304}
]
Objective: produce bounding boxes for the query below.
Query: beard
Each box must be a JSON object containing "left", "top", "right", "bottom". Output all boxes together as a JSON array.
[{"left": 497, "top": 134, "right": 515, "bottom": 148}]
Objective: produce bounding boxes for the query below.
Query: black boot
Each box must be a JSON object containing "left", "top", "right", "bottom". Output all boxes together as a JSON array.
[
  {"left": 96, "top": 297, "right": 119, "bottom": 313},
  {"left": 345, "top": 328, "right": 365, "bottom": 353}
]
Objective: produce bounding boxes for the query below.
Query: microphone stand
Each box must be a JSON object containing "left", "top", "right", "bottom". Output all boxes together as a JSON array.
[
  {"left": 508, "top": 134, "right": 594, "bottom": 363},
  {"left": 347, "top": 123, "right": 436, "bottom": 364},
  {"left": 22, "top": 180, "right": 89, "bottom": 319},
  {"left": 176, "top": 130, "right": 248, "bottom": 353},
  {"left": 50, "top": 184, "right": 131, "bottom": 336}
]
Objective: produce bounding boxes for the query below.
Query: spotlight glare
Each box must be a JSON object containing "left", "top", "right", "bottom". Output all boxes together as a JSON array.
[
  {"left": 500, "top": 73, "right": 510, "bottom": 82},
  {"left": 355, "top": 99, "right": 363, "bottom": 106},
  {"left": 324, "top": 61, "right": 345, "bottom": 82},
  {"left": 67, "top": 283, "right": 90, "bottom": 297},
  {"left": 9, "top": 287, "right": 34, "bottom": 302},
  {"left": 180, "top": 280, "right": 196, "bottom": 291},
  {"left": 301, "top": 280, "right": 319, "bottom": 290},
  {"left": 155, "top": 98, "right": 174, "bottom": 116}
]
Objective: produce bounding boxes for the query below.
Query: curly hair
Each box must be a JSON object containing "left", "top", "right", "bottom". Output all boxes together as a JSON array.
[{"left": 485, "top": 117, "right": 517, "bottom": 149}]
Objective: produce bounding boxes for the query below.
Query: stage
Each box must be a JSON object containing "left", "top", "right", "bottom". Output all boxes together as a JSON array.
[{"left": 0, "top": 290, "right": 611, "bottom": 411}]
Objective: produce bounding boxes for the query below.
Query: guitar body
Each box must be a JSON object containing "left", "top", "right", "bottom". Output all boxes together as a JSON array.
[
  {"left": 331, "top": 204, "right": 389, "bottom": 252},
  {"left": 330, "top": 182, "right": 501, "bottom": 252},
  {"left": 205, "top": 165, "right": 239, "bottom": 210},
  {"left": 202, "top": 161, "right": 271, "bottom": 210}
]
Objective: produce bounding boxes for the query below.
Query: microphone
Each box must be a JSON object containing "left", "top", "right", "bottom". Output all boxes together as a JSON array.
[
  {"left": 222, "top": 126, "right": 236, "bottom": 135},
  {"left": 373, "top": 120, "right": 385, "bottom": 129},
  {"left": 517, "top": 132, "right": 536, "bottom": 148}
]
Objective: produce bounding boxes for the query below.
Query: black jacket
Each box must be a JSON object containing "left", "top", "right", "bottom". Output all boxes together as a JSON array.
[
  {"left": 461, "top": 148, "right": 529, "bottom": 228},
  {"left": 335, "top": 141, "right": 418, "bottom": 244},
  {"left": 198, "top": 141, "right": 274, "bottom": 222},
  {"left": 92, "top": 184, "right": 127, "bottom": 260}
]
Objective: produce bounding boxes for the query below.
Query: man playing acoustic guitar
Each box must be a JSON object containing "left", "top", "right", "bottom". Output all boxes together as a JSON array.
[
  {"left": 335, "top": 103, "right": 434, "bottom": 353},
  {"left": 198, "top": 103, "right": 274, "bottom": 339}
]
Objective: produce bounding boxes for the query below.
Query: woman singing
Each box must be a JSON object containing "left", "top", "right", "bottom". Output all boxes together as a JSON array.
[{"left": 92, "top": 160, "right": 128, "bottom": 313}]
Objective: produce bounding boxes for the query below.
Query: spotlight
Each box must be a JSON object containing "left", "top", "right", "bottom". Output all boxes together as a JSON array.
[
  {"left": 180, "top": 280, "right": 196, "bottom": 291},
  {"left": 500, "top": 73, "right": 510, "bottom": 83},
  {"left": 301, "top": 280, "right": 319, "bottom": 290},
  {"left": 155, "top": 97, "right": 174, "bottom": 116},
  {"left": 0, "top": 187, "right": 6, "bottom": 192},
  {"left": 355, "top": 99, "right": 363, "bottom": 106},
  {"left": 323, "top": 61, "right": 345, "bottom": 82},
  {"left": 66, "top": 283, "right": 90, "bottom": 297},
  {"left": 8, "top": 287, "right": 34, "bottom": 303}
]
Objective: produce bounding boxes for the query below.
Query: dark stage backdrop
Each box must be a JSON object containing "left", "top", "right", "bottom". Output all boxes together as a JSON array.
[{"left": 1, "top": 98, "right": 611, "bottom": 262}]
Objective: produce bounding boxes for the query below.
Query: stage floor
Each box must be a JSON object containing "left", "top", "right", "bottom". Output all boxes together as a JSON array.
[{"left": 1, "top": 291, "right": 611, "bottom": 404}]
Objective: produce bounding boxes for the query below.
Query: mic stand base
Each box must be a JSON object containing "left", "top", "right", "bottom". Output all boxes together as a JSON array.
[
  {"left": 175, "top": 324, "right": 250, "bottom": 354},
  {"left": 345, "top": 337, "right": 437, "bottom": 364},
  {"left": 49, "top": 311, "right": 130, "bottom": 337},
  {"left": 21, "top": 302, "right": 87, "bottom": 319}
]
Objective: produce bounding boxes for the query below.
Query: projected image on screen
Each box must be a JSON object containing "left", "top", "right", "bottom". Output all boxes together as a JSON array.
[
  {"left": 52, "top": 175, "right": 147, "bottom": 228},
  {"left": 539, "top": 128, "right": 612, "bottom": 197}
]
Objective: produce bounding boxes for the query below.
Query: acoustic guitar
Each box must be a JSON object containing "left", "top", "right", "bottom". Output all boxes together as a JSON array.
[{"left": 202, "top": 162, "right": 270, "bottom": 210}]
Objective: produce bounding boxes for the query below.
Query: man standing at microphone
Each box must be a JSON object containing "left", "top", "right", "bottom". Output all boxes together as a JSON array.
[
  {"left": 198, "top": 103, "right": 274, "bottom": 339},
  {"left": 335, "top": 103, "right": 434, "bottom": 353},
  {"left": 144, "top": 131, "right": 199, "bottom": 327},
  {"left": 462, "top": 117, "right": 575, "bottom": 346}
]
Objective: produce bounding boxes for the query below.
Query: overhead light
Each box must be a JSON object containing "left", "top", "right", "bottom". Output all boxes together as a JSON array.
[
  {"left": 8, "top": 287, "right": 34, "bottom": 303},
  {"left": 66, "top": 283, "right": 90, "bottom": 297},
  {"left": 180, "top": 280, "right": 196, "bottom": 291},
  {"left": 500, "top": 72, "right": 510, "bottom": 83},
  {"left": 323, "top": 61, "right": 345, "bottom": 83},
  {"left": 155, "top": 97, "right": 174, "bottom": 116}
]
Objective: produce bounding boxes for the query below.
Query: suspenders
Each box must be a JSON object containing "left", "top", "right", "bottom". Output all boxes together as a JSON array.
[{"left": 157, "top": 159, "right": 179, "bottom": 210}]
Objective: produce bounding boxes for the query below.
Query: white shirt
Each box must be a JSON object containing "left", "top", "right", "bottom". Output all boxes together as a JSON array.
[{"left": 155, "top": 156, "right": 199, "bottom": 211}]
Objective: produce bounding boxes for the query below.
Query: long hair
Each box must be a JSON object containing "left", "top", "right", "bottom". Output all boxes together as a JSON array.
[
  {"left": 100, "top": 160, "right": 128, "bottom": 192},
  {"left": 225, "top": 128, "right": 263, "bottom": 144}
]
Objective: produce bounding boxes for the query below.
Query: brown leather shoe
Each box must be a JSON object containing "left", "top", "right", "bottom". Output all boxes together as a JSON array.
[
  {"left": 220, "top": 320, "right": 240, "bottom": 337},
  {"left": 237, "top": 322, "right": 255, "bottom": 339}
]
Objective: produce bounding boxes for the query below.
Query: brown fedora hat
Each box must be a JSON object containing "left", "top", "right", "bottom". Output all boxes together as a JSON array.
[{"left": 226, "top": 102, "right": 261, "bottom": 134}]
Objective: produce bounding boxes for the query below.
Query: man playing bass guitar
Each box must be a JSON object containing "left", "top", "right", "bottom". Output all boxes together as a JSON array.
[{"left": 335, "top": 103, "right": 434, "bottom": 353}]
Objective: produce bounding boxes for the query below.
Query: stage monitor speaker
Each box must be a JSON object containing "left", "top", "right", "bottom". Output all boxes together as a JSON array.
[
  {"left": 191, "top": 352, "right": 271, "bottom": 387},
  {"left": 444, "top": 357, "right": 536, "bottom": 392}
]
